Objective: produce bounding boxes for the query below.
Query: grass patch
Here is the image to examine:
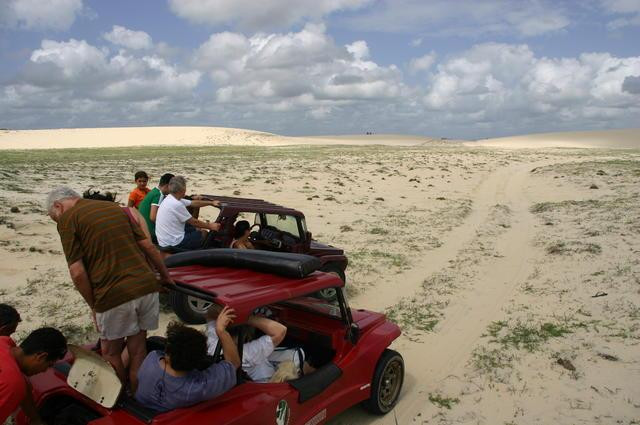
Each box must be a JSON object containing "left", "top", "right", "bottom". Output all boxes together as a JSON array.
[
  {"left": 385, "top": 297, "right": 442, "bottom": 333},
  {"left": 484, "top": 320, "right": 573, "bottom": 352},
  {"left": 428, "top": 393, "right": 460, "bottom": 409},
  {"left": 349, "top": 249, "right": 409, "bottom": 269},
  {"left": 55, "top": 322, "right": 97, "bottom": 345},
  {"left": 471, "top": 346, "right": 517, "bottom": 382},
  {"left": 368, "top": 227, "right": 389, "bottom": 235},
  {"left": 546, "top": 241, "right": 602, "bottom": 255},
  {"left": 530, "top": 199, "right": 603, "bottom": 214}
]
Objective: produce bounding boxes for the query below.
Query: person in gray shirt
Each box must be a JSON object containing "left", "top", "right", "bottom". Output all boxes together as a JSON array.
[{"left": 135, "top": 307, "right": 240, "bottom": 412}]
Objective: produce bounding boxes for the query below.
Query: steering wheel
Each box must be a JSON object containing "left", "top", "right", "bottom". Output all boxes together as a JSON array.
[{"left": 249, "top": 223, "right": 284, "bottom": 250}]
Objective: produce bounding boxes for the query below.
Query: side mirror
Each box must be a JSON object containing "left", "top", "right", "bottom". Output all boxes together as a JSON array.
[{"left": 306, "top": 231, "right": 312, "bottom": 241}]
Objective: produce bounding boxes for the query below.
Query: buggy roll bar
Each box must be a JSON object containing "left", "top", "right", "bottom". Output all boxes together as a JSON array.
[{"left": 164, "top": 282, "right": 217, "bottom": 302}]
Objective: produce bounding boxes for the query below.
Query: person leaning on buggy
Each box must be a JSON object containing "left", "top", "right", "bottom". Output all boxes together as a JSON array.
[{"left": 155, "top": 176, "right": 221, "bottom": 251}]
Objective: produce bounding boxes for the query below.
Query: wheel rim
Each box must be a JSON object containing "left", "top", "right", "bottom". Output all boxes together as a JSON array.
[
  {"left": 318, "top": 288, "right": 337, "bottom": 300},
  {"left": 378, "top": 358, "right": 402, "bottom": 409},
  {"left": 187, "top": 296, "right": 212, "bottom": 314}
]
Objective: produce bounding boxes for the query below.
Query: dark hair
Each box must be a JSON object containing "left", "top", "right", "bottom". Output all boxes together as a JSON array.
[
  {"left": 83, "top": 188, "right": 117, "bottom": 202},
  {"left": 0, "top": 304, "right": 20, "bottom": 327},
  {"left": 134, "top": 171, "right": 149, "bottom": 181},
  {"left": 234, "top": 220, "right": 251, "bottom": 239},
  {"left": 228, "top": 325, "right": 255, "bottom": 344},
  {"left": 20, "top": 327, "right": 67, "bottom": 361},
  {"left": 165, "top": 322, "right": 207, "bottom": 372},
  {"left": 159, "top": 173, "right": 174, "bottom": 186}
]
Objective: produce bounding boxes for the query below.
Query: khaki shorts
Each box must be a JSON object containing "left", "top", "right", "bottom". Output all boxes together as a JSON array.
[{"left": 96, "top": 293, "right": 159, "bottom": 340}]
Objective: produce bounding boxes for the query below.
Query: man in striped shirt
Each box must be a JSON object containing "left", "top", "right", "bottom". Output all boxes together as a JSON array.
[{"left": 47, "top": 187, "right": 174, "bottom": 392}]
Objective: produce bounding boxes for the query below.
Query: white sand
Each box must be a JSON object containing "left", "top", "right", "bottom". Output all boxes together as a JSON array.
[
  {"left": 0, "top": 127, "right": 638, "bottom": 424},
  {"left": 0, "top": 127, "right": 444, "bottom": 150},
  {"left": 470, "top": 128, "right": 640, "bottom": 149}
]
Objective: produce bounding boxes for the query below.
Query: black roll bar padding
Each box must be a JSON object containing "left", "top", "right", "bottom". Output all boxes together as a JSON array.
[{"left": 164, "top": 249, "right": 322, "bottom": 279}]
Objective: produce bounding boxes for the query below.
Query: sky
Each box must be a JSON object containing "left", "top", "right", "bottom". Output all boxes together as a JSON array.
[{"left": 0, "top": 0, "right": 639, "bottom": 139}]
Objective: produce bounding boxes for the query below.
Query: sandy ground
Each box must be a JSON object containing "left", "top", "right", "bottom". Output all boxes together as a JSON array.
[
  {"left": 470, "top": 128, "right": 640, "bottom": 149},
  {"left": 0, "top": 128, "right": 639, "bottom": 424}
]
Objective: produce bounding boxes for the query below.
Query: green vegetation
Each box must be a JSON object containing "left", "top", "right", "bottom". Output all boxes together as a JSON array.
[
  {"left": 385, "top": 297, "right": 443, "bottom": 333},
  {"left": 471, "top": 346, "right": 516, "bottom": 378},
  {"left": 368, "top": 226, "right": 389, "bottom": 235},
  {"left": 349, "top": 248, "right": 409, "bottom": 269},
  {"left": 485, "top": 320, "right": 573, "bottom": 352},
  {"left": 546, "top": 241, "right": 602, "bottom": 255},
  {"left": 428, "top": 393, "right": 460, "bottom": 409},
  {"left": 530, "top": 199, "right": 602, "bottom": 214}
]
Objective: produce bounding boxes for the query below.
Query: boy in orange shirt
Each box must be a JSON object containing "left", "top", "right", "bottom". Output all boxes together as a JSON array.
[{"left": 128, "top": 171, "right": 150, "bottom": 208}]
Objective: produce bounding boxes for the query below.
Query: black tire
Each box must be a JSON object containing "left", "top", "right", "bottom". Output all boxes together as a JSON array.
[
  {"left": 317, "top": 263, "right": 346, "bottom": 301},
  {"left": 364, "top": 349, "right": 404, "bottom": 415},
  {"left": 170, "top": 291, "right": 211, "bottom": 324}
]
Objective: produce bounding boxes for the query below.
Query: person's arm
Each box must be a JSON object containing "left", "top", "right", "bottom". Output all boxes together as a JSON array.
[
  {"left": 136, "top": 239, "right": 174, "bottom": 285},
  {"left": 216, "top": 306, "right": 241, "bottom": 369},
  {"left": 186, "top": 217, "right": 221, "bottom": 231},
  {"left": 68, "top": 260, "right": 94, "bottom": 309},
  {"left": 246, "top": 315, "right": 286, "bottom": 346},
  {"left": 190, "top": 200, "right": 220, "bottom": 208},
  {"left": 130, "top": 208, "right": 152, "bottom": 241},
  {"left": 127, "top": 199, "right": 135, "bottom": 207},
  {"left": 21, "top": 380, "right": 44, "bottom": 424},
  {"left": 150, "top": 204, "right": 159, "bottom": 222}
]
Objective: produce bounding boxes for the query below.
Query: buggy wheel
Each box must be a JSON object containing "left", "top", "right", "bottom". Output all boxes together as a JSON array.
[
  {"left": 170, "top": 291, "right": 210, "bottom": 324},
  {"left": 317, "top": 263, "right": 346, "bottom": 301},
  {"left": 364, "top": 349, "right": 404, "bottom": 415}
]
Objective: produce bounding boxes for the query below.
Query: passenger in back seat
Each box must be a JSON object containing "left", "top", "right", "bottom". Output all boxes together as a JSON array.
[
  {"left": 205, "top": 306, "right": 315, "bottom": 383},
  {"left": 230, "top": 220, "right": 254, "bottom": 249},
  {"left": 135, "top": 307, "right": 240, "bottom": 412}
]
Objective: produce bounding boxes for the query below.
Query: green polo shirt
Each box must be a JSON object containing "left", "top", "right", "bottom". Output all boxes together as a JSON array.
[{"left": 138, "top": 187, "right": 162, "bottom": 242}]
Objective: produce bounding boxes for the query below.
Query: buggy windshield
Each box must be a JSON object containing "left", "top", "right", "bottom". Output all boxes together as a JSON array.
[{"left": 261, "top": 214, "right": 303, "bottom": 239}]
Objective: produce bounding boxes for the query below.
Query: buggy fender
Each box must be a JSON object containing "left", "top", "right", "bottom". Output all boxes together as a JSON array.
[{"left": 331, "top": 320, "right": 401, "bottom": 408}]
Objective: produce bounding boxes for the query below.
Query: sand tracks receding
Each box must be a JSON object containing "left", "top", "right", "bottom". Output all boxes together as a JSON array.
[{"left": 331, "top": 160, "right": 558, "bottom": 424}]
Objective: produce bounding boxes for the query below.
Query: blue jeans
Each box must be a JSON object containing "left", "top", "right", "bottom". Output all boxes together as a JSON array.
[{"left": 174, "top": 223, "right": 203, "bottom": 250}]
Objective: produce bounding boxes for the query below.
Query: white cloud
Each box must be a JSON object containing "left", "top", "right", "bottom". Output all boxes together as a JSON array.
[
  {"left": 2, "top": 33, "right": 639, "bottom": 138},
  {"left": 4, "top": 39, "right": 201, "bottom": 108},
  {"left": 601, "top": 0, "right": 640, "bottom": 29},
  {"left": 346, "top": 40, "right": 370, "bottom": 60},
  {"left": 601, "top": 0, "right": 640, "bottom": 14},
  {"left": 342, "top": 0, "right": 569, "bottom": 37},
  {"left": 422, "top": 43, "right": 640, "bottom": 133},
  {"left": 0, "top": 0, "right": 83, "bottom": 31},
  {"left": 169, "top": 0, "right": 371, "bottom": 31},
  {"left": 409, "top": 52, "right": 436, "bottom": 73},
  {"left": 193, "top": 23, "right": 405, "bottom": 113},
  {"left": 103, "top": 25, "right": 153, "bottom": 50}
]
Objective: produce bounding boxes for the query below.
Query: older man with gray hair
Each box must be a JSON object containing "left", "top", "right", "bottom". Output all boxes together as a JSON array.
[
  {"left": 155, "top": 176, "right": 220, "bottom": 250},
  {"left": 46, "top": 186, "right": 174, "bottom": 392}
]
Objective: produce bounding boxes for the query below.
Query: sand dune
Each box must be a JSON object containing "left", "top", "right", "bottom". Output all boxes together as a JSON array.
[
  {"left": 2, "top": 126, "right": 637, "bottom": 150},
  {"left": 0, "top": 126, "right": 283, "bottom": 150},
  {"left": 0, "top": 126, "right": 444, "bottom": 150},
  {"left": 470, "top": 128, "right": 640, "bottom": 149}
]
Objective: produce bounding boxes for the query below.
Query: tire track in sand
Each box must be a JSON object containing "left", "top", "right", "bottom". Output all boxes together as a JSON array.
[{"left": 331, "top": 160, "right": 555, "bottom": 424}]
